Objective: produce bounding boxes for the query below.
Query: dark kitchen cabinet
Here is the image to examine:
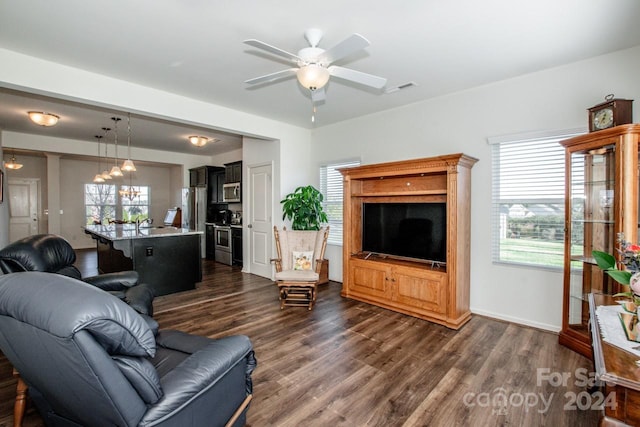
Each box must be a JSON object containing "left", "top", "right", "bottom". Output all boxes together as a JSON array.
[
  {"left": 206, "top": 224, "right": 215, "bottom": 259},
  {"left": 224, "top": 161, "right": 242, "bottom": 184},
  {"left": 232, "top": 227, "right": 243, "bottom": 266},
  {"left": 207, "top": 168, "right": 226, "bottom": 203},
  {"left": 189, "top": 166, "right": 208, "bottom": 187},
  {"left": 213, "top": 170, "right": 225, "bottom": 203},
  {"left": 190, "top": 166, "right": 225, "bottom": 202}
]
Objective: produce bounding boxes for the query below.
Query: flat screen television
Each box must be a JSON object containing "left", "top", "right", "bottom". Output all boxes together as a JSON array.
[{"left": 362, "top": 202, "right": 446, "bottom": 263}]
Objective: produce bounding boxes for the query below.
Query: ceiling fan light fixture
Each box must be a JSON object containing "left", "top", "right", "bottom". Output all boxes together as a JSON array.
[
  {"left": 189, "top": 136, "right": 209, "bottom": 147},
  {"left": 297, "top": 64, "right": 330, "bottom": 91},
  {"left": 5, "top": 154, "right": 23, "bottom": 170},
  {"left": 28, "top": 111, "right": 59, "bottom": 126}
]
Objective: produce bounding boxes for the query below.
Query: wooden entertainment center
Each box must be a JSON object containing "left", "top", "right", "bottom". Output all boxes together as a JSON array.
[{"left": 340, "top": 153, "right": 478, "bottom": 329}]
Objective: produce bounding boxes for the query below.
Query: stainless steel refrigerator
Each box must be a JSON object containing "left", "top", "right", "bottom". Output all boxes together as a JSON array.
[{"left": 184, "top": 186, "right": 207, "bottom": 256}]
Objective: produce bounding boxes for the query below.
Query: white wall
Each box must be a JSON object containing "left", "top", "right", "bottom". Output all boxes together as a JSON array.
[
  {"left": 211, "top": 148, "right": 242, "bottom": 167},
  {"left": 311, "top": 44, "right": 640, "bottom": 331}
]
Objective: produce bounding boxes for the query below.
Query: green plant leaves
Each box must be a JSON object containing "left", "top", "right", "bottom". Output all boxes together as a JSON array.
[
  {"left": 592, "top": 250, "right": 616, "bottom": 270},
  {"left": 592, "top": 250, "right": 631, "bottom": 285},
  {"left": 608, "top": 270, "right": 632, "bottom": 285},
  {"left": 280, "top": 185, "right": 328, "bottom": 230}
]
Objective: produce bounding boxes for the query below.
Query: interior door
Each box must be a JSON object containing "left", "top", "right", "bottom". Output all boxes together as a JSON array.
[
  {"left": 8, "top": 178, "right": 39, "bottom": 243},
  {"left": 248, "top": 163, "right": 272, "bottom": 278}
]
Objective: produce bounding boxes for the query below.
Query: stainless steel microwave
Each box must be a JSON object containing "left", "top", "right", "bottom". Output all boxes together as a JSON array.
[{"left": 223, "top": 182, "right": 241, "bottom": 202}]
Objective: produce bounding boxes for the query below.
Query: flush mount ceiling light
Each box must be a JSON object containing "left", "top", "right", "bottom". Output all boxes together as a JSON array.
[
  {"left": 5, "top": 153, "right": 23, "bottom": 170},
  {"left": 28, "top": 111, "right": 59, "bottom": 127},
  {"left": 189, "top": 136, "right": 209, "bottom": 147}
]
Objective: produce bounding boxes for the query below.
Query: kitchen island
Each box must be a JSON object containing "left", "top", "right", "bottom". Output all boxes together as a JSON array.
[{"left": 84, "top": 224, "right": 203, "bottom": 296}]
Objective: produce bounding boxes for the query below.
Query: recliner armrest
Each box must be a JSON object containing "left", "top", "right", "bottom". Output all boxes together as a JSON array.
[
  {"left": 141, "top": 334, "right": 255, "bottom": 425},
  {"left": 84, "top": 271, "right": 139, "bottom": 291},
  {"left": 124, "top": 283, "right": 155, "bottom": 317}
]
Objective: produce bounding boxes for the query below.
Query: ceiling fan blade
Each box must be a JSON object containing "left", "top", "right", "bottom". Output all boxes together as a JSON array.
[
  {"left": 328, "top": 66, "right": 387, "bottom": 89},
  {"left": 244, "top": 39, "right": 301, "bottom": 63},
  {"left": 318, "top": 33, "right": 370, "bottom": 65},
  {"left": 244, "top": 68, "right": 298, "bottom": 85},
  {"left": 311, "top": 87, "right": 326, "bottom": 103}
]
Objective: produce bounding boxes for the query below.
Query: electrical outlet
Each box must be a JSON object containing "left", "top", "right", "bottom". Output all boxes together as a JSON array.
[{"left": 146, "top": 247, "right": 153, "bottom": 256}]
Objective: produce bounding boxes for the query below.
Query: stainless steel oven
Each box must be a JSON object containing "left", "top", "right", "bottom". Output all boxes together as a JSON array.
[{"left": 214, "top": 225, "right": 232, "bottom": 265}]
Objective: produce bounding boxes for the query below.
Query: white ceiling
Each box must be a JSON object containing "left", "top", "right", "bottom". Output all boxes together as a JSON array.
[{"left": 1, "top": 0, "right": 640, "bottom": 156}]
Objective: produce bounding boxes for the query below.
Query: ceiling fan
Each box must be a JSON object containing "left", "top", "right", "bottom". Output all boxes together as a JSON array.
[{"left": 243, "top": 29, "right": 387, "bottom": 103}]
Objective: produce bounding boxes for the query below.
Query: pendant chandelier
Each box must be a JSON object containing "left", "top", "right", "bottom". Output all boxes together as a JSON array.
[
  {"left": 92, "top": 135, "right": 105, "bottom": 183},
  {"left": 5, "top": 151, "right": 23, "bottom": 170},
  {"left": 109, "top": 117, "right": 123, "bottom": 177},
  {"left": 100, "top": 127, "right": 113, "bottom": 180},
  {"left": 121, "top": 113, "right": 136, "bottom": 172},
  {"left": 119, "top": 172, "right": 140, "bottom": 201}
]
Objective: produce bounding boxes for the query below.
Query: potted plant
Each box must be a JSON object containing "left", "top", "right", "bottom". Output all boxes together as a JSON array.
[{"left": 280, "top": 185, "right": 328, "bottom": 230}]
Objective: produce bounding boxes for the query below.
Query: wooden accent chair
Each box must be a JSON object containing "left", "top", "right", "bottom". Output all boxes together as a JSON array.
[{"left": 272, "top": 226, "right": 329, "bottom": 310}]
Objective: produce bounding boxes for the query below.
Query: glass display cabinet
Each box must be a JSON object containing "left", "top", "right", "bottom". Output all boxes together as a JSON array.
[{"left": 559, "top": 125, "right": 640, "bottom": 358}]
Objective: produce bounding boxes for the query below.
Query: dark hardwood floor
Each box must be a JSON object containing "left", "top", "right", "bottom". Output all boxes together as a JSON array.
[{"left": 0, "top": 250, "right": 600, "bottom": 426}]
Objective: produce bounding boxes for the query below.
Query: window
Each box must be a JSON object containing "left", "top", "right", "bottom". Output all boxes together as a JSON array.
[
  {"left": 320, "top": 160, "right": 360, "bottom": 245},
  {"left": 84, "top": 184, "right": 151, "bottom": 224},
  {"left": 85, "top": 184, "right": 116, "bottom": 225},
  {"left": 489, "top": 129, "right": 585, "bottom": 269},
  {"left": 121, "top": 185, "right": 150, "bottom": 222}
]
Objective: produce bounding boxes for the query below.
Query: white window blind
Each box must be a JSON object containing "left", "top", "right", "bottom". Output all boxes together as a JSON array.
[
  {"left": 320, "top": 160, "right": 360, "bottom": 245},
  {"left": 489, "top": 129, "right": 585, "bottom": 269}
]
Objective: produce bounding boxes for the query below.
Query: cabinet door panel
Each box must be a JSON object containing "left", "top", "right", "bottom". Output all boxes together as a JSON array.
[
  {"left": 349, "top": 261, "right": 388, "bottom": 298},
  {"left": 393, "top": 269, "right": 446, "bottom": 313}
]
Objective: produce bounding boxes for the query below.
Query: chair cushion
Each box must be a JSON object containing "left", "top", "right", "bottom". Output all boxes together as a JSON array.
[
  {"left": 278, "top": 228, "right": 328, "bottom": 271},
  {"left": 275, "top": 270, "right": 319, "bottom": 282},
  {"left": 292, "top": 251, "right": 314, "bottom": 270},
  {"left": 0, "top": 234, "right": 77, "bottom": 274},
  {"left": 0, "top": 272, "right": 156, "bottom": 358}
]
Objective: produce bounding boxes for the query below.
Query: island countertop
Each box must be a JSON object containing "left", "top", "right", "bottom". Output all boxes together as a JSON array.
[
  {"left": 84, "top": 224, "right": 203, "bottom": 241},
  {"left": 84, "top": 224, "right": 203, "bottom": 296}
]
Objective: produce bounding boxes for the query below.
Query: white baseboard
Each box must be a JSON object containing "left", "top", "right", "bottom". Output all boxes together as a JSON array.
[{"left": 471, "top": 308, "right": 560, "bottom": 333}]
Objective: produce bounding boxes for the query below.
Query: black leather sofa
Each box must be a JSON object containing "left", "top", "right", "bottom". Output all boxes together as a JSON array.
[
  {"left": 0, "top": 234, "right": 154, "bottom": 316},
  {"left": 0, "top": 272, "right": 256, "bottom": 426}
]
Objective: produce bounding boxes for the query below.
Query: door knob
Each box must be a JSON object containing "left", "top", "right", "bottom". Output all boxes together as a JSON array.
[{"left": 248, "top": 224, "right": 253, "bottom": 228}]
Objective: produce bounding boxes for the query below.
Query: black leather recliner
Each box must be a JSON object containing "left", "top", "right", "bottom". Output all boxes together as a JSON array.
[
  {"left": 0, "top": 234, "right": 154, "bottom": 316},
  {"left": 0, "top": 272, "right": 256, "bottom": 427}
]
